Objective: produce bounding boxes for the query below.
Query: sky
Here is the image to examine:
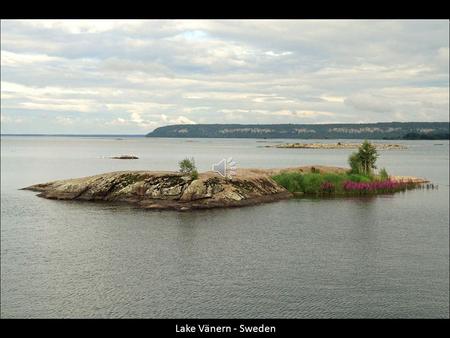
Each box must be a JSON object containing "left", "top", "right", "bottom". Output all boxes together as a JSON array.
[{"left": 1, "top": 19, "right": 449, "bottom": 134}]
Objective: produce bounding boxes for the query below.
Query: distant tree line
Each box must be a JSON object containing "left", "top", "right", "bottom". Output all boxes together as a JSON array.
[
  {"left": 147, "top": 122, "right": 450, "bottom": 139},
  {"left": 401, "top": 132, "right": 450, "bottom": 140}
]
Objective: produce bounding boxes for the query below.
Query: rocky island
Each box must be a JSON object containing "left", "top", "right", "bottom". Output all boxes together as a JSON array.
[
  {"left": 22, "top": 166, "right": 429, "bottom": 211},
  {"left": 267, "top": 142, "right": 407, "bottom": 150},
  {"left": 109, "top": 155, "right": 139, "bottom": 159}
]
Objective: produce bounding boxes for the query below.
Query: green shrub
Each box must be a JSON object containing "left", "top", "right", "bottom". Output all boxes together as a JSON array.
[
  {"left": 348, "top": 152, "right": 362, "bottom": 174},
  {"left": 179, "top": 157, "right": 198, "bottom": 179},
  {"left": 190, "top": 169, "right": 199, "bottom": 180}
]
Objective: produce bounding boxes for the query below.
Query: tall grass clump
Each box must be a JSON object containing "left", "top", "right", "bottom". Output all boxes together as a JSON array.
[
  {"left": 301, "top": 173, "right": 325, "bottom": 194},
  {"left": 271, "top": 172, "right": 304, "bottom": 193},
  {"left": 272, "top": 172, "right": 329, "bottom": 194},
  {"left": 347, "top": 173, "right": 371, "bottom": 183}
]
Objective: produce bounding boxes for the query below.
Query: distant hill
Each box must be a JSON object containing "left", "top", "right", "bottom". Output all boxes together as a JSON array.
[{"left": 146, "top": 122, "right": 450, "bottom": 140}]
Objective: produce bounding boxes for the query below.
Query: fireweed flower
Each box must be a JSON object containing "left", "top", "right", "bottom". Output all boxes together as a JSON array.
[{"left": 343, "top": 179, "right": 408, "bottom": 194}]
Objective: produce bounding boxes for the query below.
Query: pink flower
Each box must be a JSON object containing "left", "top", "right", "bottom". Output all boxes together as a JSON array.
[{"left": 342, "top": 179, "right": 408, "bottom": 194}]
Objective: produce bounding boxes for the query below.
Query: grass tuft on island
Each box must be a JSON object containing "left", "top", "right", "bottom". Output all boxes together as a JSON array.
[{"left": 271, "top": 171, "right": 418, "bottom": 196}]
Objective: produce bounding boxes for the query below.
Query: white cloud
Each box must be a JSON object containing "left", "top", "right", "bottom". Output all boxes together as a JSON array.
[
  {"left": 264, "top": 50, "right": 292, "bottom": 57},
  {"left": 160, "top": 114, "right": 196, "bottom": 125},
  {"left": 1, "top": 50, "right": 62, "bottom": 66},
  {"left": 19, "top": 20, "right": 142, "bottom": 34},
  {"left": 107, "top": 117, "right": 129, "bottom": 126},
  {"left": 320, "top": 95, "right": 345, "bottom": 103},
  {"left": 270, "top": 110, "right": 336, "bottom": 117}
]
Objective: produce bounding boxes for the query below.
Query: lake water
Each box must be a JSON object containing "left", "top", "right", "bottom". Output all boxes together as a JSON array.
[{"left": 1, "top": 136, "right": 449, "bottom": 318}]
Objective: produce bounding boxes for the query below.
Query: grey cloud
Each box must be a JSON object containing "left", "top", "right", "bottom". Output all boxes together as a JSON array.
[
  {"left": 1, "top": 20, "right": 448, "bottom": 134},
  {"left": 344, "top": 94, "right": 394, "bottom": 113}
]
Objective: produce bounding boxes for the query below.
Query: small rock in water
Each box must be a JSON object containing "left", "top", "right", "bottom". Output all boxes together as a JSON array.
[{"left": 110, "top": 155, "right": 139, "bottom": 160}]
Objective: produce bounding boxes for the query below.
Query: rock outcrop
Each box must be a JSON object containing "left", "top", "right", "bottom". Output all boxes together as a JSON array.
[{"left": 23, "top": 169, "right": 292, "bottom": 211}]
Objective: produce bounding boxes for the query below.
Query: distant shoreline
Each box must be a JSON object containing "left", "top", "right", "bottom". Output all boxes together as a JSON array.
[
  {"left": 2, "top": 134, "right": 449, "bottom": 140},
  {"left": 2, "top": 121, "right": 450, "bottom": 140},
  {"left": 146, "top": 122, "right": 450, "bottom": 140}
]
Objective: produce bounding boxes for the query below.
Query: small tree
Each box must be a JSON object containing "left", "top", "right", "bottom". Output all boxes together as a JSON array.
[
  {"left": 179, "top": 157, "right": 198, "bottom": 179},
  {"left": 348, "top": 140, "right": 379, "bottom": 176}
]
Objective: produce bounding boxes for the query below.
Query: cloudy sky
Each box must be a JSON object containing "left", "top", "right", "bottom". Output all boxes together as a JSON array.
[{"left": 1, "top": 20, "right": 449, "bottom": 134}]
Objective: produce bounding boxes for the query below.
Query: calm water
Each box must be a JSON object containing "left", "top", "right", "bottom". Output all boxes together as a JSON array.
[{"left": 1, "top": 136, "right": 449, "bottom": 318}]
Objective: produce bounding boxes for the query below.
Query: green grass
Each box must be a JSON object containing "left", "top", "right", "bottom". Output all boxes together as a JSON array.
[
  {"left": 270, "top": 172, "right": 304, "bottom": 193},
  {"left": 301, "top": 173, "right": 325, "bottom": 194},
  {"left": 346, "top": 173, "right": 372, "bottom": 183},
  {"left": 271, "top": 171, "right": 373, "bottom": 195}
]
